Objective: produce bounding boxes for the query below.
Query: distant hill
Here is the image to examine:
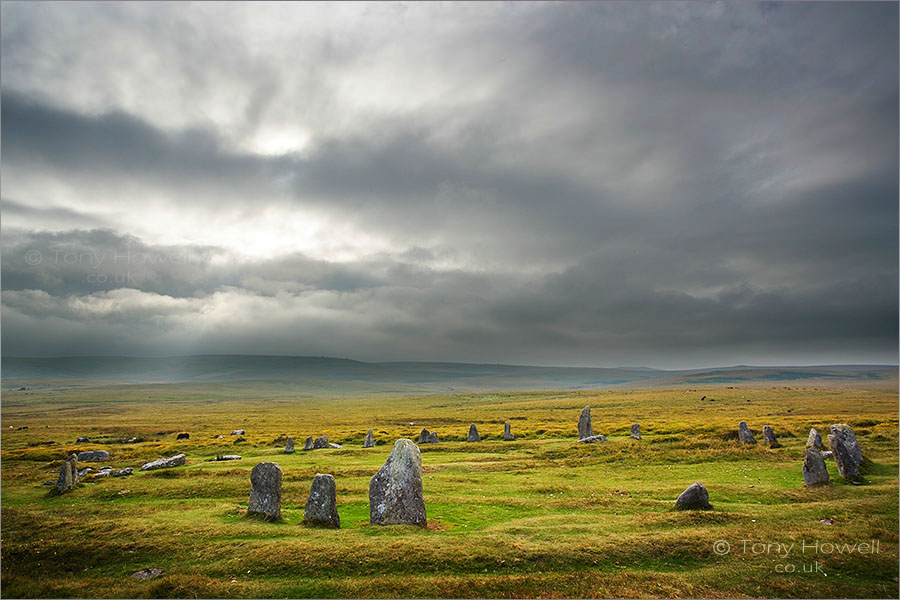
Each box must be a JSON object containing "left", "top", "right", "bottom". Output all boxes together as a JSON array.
[{"left": 1, "top": 355, "right": 896, "bottom": 392}]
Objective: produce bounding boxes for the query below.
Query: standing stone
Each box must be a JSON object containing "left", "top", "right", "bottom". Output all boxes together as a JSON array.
[
  {"left": 503, "top": 422, "right": 515, "bottom": 441},
  {"left": 737, "top": 421, "right": 756, "bottom": 444},
  {"left": 762, "top": 425, "right": 781, "bottom": 448},
  {"left": 284, "top": 437, "right": 294, "bottom": 454},
  {"left": 467, "top": 423, "right": 480, "bottom": 442},
  {"left": 830, "top": 424, "right": 862, "bottom": 465},
  {"left": 828, "top": 432, "right": 862, "bottom": 482},
  {"left": 140, "top": 454, "right": 186, "bottom": 471},
  {"left": 369, "top": 439, "right": 426, "bottom": 526},
  {"left": 364, "top": 429, "right": 375, "bottom": 448},
  {"left": 630, "top": 424, "right": 641, "bottom": 440},
  {"left": 247, "top": 462, "right": 282, "bottom": 520},
  {"left": 418, "top": 428, "right": 431, "bottom": 444},
  {"left": 807, "top": 428, "right": 824, "bottom": 450},
  {"left": 578, "top": 406, "right": 592, "bottom": 439},
  {"left": 427, "top": 431, "right": 438, "bottom": 443},
  {"left": 313, "top": 435, "right": 329, "bottom": 449},
  {"left": 802, "top": 448, "right": 830, "bottom": 486},
  {"left": 304, "top": 473, "right": 340, "bottom": 528},
  {"left": 303, "top": 436, "right": 314, "bottom": 451},
  {"left": 77, "top": 450, "right": 110, "bottom": 462},
  {"left": 54, "top": 454, "right": 79, "bottom": 495},
  {"left": 674, "top": 482, "right": 711, "bottom": 510}
]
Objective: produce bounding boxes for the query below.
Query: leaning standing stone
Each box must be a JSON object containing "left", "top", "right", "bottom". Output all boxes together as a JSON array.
[
  {"left": 140, "top": 454, "right": 186, "bottom": 471},
  {"left": 828, "top": 431, "right": 861, "bottom": 482},
  {"left": 578, "top": 406, "right": 592, "bottom": 439},
  {"left": 807, "top": 428, "right": 824, "bottom": 450},
  {"left": 674, "top": 482, "right": 711, "bottom": 510},
  {"left": 369, "top": 439, "right": 426, "bottom": 526},
  {"left": 304, "top": 473, "right": 340, "bottom": 528},
  {"left": 285, "top": 437, "right": 295, "bottom": 454},
  {"left": 762, "top": 425, "right": 781, "bottom": 448},
  {"left": 247, "top": 462, "right": 282, "bottom": 520},
  {"left": 313, "top": 435, "right": 329, "bottom": 449},
  {"left": 467, "top": 424, "right": 480, "bottom": 442},
  {"left": 830, "top": 424, "right": 862, "bottom": 465},
  {"left": 503, "top": 422, "right": 515, "bottom": 440},
  {"left": 630, "top": 424, "right": 641, "bottom": 440},
  {"left": 364, "top": 429, "right": 375, "bottom": 448},
  {"left": 54, "top": 454, "right": 79, "bottom": 494},
  {"left": 303, "top": 436, "right": 314, "bottom": 451},
  {"left": 737, "top": 421, "right": 756, "bottom": 444},
  {"left": 77, "top": 450, "right": 110, "bottom": 462},
  {"left": 802, "top": 449, "right": 830, "bottom": 486}
]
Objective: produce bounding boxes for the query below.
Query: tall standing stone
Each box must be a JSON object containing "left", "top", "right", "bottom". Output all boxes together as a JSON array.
[
  {"left": 418, "top": 428, "right": 431, "bottom": 444},
  {"left": 674, "top": 482, "right": 711, "bottom": 510},
  {"left": 54, "top": 454, "right": 79, "bottom": 495},
  {"left": 737, "top": 421, "right": 756, "bottom": 444},
  {"left": 369, "top": 439, "right": 426, "bottom": 526},
  {"left": 427, "top": 431, "right": 438, "bottom": 444},
  {"left": 304, "top": 473, "right": 340, "bottom": 528},
  {"left": 285, "top": 437, "right": 295, "bottom": 454},
  {"left": 807, "top": 428, "right": 824, "bottom": 450},
  {"left": 578, "top": 406, "right": 592, "bottom": 439},
  {"left": 828, "top": 431, "right": 862, "bottom": 482},
  {"left": 830, "top": 424, "right": 862, "bottom": 465},
  {"left": 467, "top": 423, "right": 480, "bottom": 442},
  {"left": 303, "top": 436, "right": 314, "bottom": 451},
  {"left": 802, "top": 448, "right": 830, "bottom": 486},
  {"left": 247, "top": 462, "right": 282, "bottom": 520},
  {"left": 503, "top": 422, "right": 515, "bottom": 440},
  {"left": 630, "top": 424, "right": 641, "bottom": 440},
  {"left": 762, "top": 425, "right": 781, "bottom": 448},
  {"left": 313, "top": 435, "right": 329, "bottom": 449},
  {"left": 364, "top": 429, "right": 375, "bottom": 448}
]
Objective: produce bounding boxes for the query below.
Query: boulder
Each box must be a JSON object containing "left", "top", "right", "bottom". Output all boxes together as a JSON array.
[
  {"left": 247, "top": 462, "right": 282, "bottom": 520},
  {"left": 230, "top": 429, "right": 245, "bottom": 436},
  {"left": 830, "top": 424, "right": 862, "bottom": 465},
  {"left": 427, "top": 431, "right": 438, "bottom": 443},
  {"left": 304, "top": 473, "right": 340, "bottom": 528},
  {"left": 577, "top": 434, "right": 606, "bottom": 443},
  {"left": 140, "top": 453, "right": 186, "bottom": 471},
  {"left": 578, "top": 406, "right": 592, "bottom": 439},
  {"left": 285, "top": 437, "right": 294, "bottom": 454},
  {"left": 674, "top": 482, "right": 711, "bottom": 510},
  {"left": 802, "top": 448, "right": 830, "bottom": 486},
  {"left": 76, "top": 437, "right": 90, "bottom": 443},
  {"left": 313, "top": 435, "right": 329, "bottom": 449},
  {"left": 78, "top": 450, "right": 110, "bottom": 462},
  {"left": 369, "top": 439, "right": 426, "bottom": 526},
  {"left": 364, "top": 429, "right": 375, "bottom": 448},
  {"left": 77, "top": 467, "right": 93, "bottom": 477},
  {"left": 418, "top": 428, "right": 431, "bottom": 444},
  {"left": 112, "top": 467, "right": 133, "bottom": 477},
  {"left": 131, "top": 567, "right": 164, "bottom": 581},
  {"left": 828, "top": 432, "right": 861, "bottom": 482},
  {"left": 807, "top": 428, "right": 824, "bottom": 450},
  {"left": 467, "top": 423, "right": 480, "bottom": 442},
  {"left": 630, "top": 423, "right": 641, "bottom": 440},
  {"left": 176, "top": 432, "right": 190, "bottom": 440},
  {"left": 762, "top": 425, "right": 781, "bottom": 448},
  {"left": 328, "top": 442, "right": 343, "bottom": 449},
  {"left": 303, "top": 436, "right": 314, "bottom": 451},
  {"left": 503, "top": 422, "right": 515, "bottom": 440},
  {"left": 54, "top": 454, "right": 79, "bottom": 494},
  {"left": 215, "top": 454, "right": 242, "bottom": 461},
  {"left": 737, "top": 421, "right": 756, "bottom": 444}
]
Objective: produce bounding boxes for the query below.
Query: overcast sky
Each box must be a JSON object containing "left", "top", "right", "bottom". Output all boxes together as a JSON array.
[{"left": 1, "top": 1, "right": 897, "bottom": 368}]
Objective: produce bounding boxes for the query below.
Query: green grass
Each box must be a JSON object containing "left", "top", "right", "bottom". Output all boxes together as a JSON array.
[{"left": 1, "top": 383, "right": 897, "bottom": 598}]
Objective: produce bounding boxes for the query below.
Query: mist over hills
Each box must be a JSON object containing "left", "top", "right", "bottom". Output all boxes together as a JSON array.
[{"left": 2, "top": 355, "right": 896, "bottom": 393}]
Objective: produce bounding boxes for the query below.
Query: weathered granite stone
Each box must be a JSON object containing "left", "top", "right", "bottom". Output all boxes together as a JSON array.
[
  {"left": 55, "top": 454, "right": 78, "bottom": 494},
  {"left": 285, "top": 437, "right": 294, "bottom": 454},
  {"left": 418, "top": 428, "right": 431, "bottom": 444},
  {"left": 77, "top": 467, "right": 93, "bottom": 477},
  {"left": 807, "top": 428, "right": 824, "bottom": 450},
  {"left": 578, "top": 406, "right": 593, "bottom": 439},
  {"left": 762, "top": 425, "right": 781, "bottom": 448},
  {"left": 131, "top": 567, "right": 164, "bottom": 581},
  {"left": 802, "top": 449, "right": 830, "bottom": 486},
  {"left": 304, "top": 436, "right": 314, "bottom": 450},
  {"left": 369, "top": 439, "right": 426, "bottom": 526},
  {"left": 247, "top": 462, "right": 282, "bottom": 520},
  {"left": 364, "top": 429, "right": 375, "bottom": 448},
  {"left": 176, "top": 432, "right": 190, "bottom": 440},
  {"left": 577, "top": 434, "right": 606, "bottom": 443},
  {"left": 674, "top": 482, "right": 711, "bottom": 510},
  {"left": 140, "top": 453, "right": 186, "bottom": 471},
  {"left": 737, "top": 421, "right": 756, "bottom": 444},
  {"left": 630, "top": 423, "right": 641, "bottom": 440},
  {"left": 828, "top": 432, "right": 861, "bottom": 482},
  {"left": 467, "top": 423, "right": 480, "bottom": 442},
  {"left": 112, "top": 467, "right": 133, "bottom": 477},
  {"left": 215, "top": 454, "right": 242, "bottom": 461},
  {"left": 427, "top": 431, "right": 438, "bottom": 443},
  {"left": 328, "top": 442, "right": 342, "bottom": 449},
  {"left": 830, "top": 424, "right": 862, "bottom": 466},
  {"left": 313, "top": 435, "right": 329, "bottom": 449},
  {"left": 503, "top": 422, "right": 515, "bottom": 440},
  {"left": 78, "top": 450, "right": 110, "bottom": 462},
  {"left": 231, "top": 429, "right": 245, "bottom": 435},
  {"left": 304, "top": 473, "right": 340, "bottom": 528}
]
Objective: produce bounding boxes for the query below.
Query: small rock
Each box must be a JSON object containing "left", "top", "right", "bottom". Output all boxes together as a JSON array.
[
  {"left": 285, "top": 437, "right": 295, "bottom": 454},
  {"left": 802, "top": 448, "right": 830, "bottom": 486},
  {"left": 737, "top": 421, "right": 756, "bottom": 444},
  {"left": 762, "top": 425, "right": 781, "bottom": 448},
  {"left": 176, "top": 432, "right": 190, "bottom": 440},
  {"left": 807, "top": 428, "right": 824, "bottom": 450},
  {"left": 313, "top": 436, "right": 329, "bottom": 449},
  {"left": 76, "top": 437, "right": 90, "bottom": 443},
  {"left": 503, "top": 422, "right": 515, "bottom": 441},
  {"left": 369, "top": 439, "right": 426, "bottom": 526},
  {"left": 630, "top": 423, "right": 641, "bottom": 440},
  {"left": 674, "top": 482, "right": 711, "bottom": 510},
  {"left": 303, "top": 436, "right": 314, "bottom": 451},
  {"left": 304, "top": 473, "right": 340, "bottom": 528},
  {"left": 216, "top": 454, "right": 242, "bottom": 461},
  {"left": 112, "top": 467, "right": 133, "bottom": 477},
  {"left": 247, "top": 462, "right": 282, "bottom": 520},
  {"left": 578, "top": 434, "right": 606, "bottom": 443},
  {"left": 77, "top": 467, "right": 94, "bottom": 477},
  {"left": 140, "top": 454, "right": 186, "bottom": 471},
  {"left": 578, "top": 406, "right": 592, "bottom": 439},
  {"left": 467, "top": 423, "right": 480, "bottom": 442},
  {"left": 364, "top": 429, "right": 375, "bottom": 448},
  {"left": 131, "top": 568, "right": 164, "bottom": 581},
  {"left": 78, "top": 450, "right": 110, "bottom": 462},
  {"left": 328, "top": 442, "right": 342, "bottom": 449},
  {"left": 230, "top": 429, "right": 245, "bottom": 436}
]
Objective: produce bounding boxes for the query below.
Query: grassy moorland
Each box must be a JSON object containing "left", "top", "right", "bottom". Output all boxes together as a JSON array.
[{"left": 1, "top": 382, "right": 897, "bottom": 598}]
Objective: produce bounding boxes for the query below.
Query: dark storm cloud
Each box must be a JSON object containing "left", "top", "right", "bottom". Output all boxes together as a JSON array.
[{"left": 0, "top": 1, "right": 896, "bottom": 367}]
